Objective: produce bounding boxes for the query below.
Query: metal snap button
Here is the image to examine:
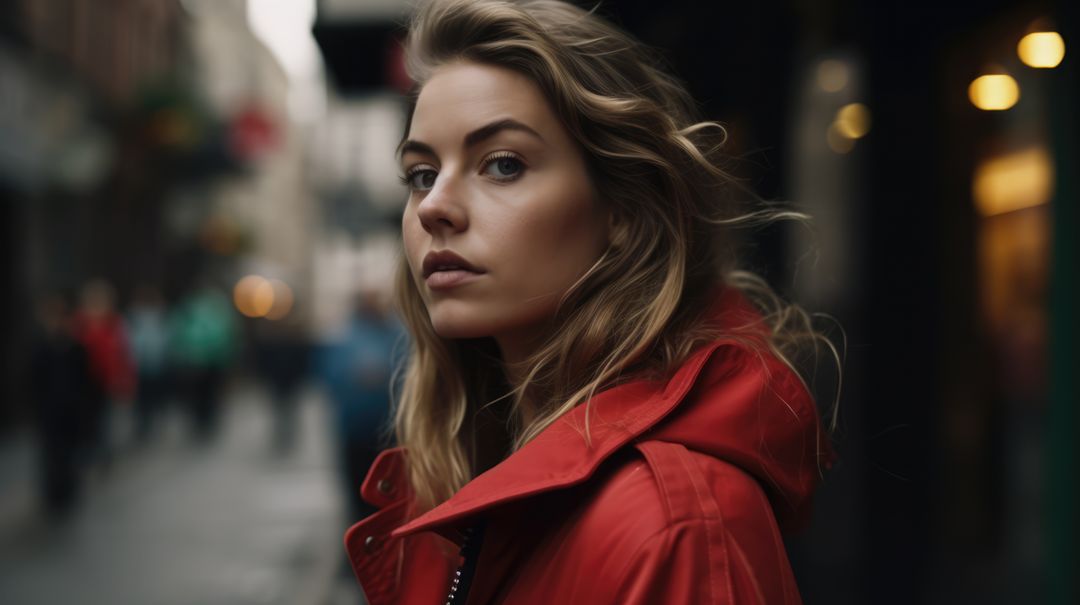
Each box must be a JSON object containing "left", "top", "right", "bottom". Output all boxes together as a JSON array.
[
  {"left": 364, "top": 535, "right": 380, "bottom": 554},
  {"left": 377, "top": 479, "right": 394, "bottom": 495}
]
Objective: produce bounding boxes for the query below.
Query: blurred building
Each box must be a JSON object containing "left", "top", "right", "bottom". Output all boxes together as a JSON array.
[
  {"left": 1, "top": 0, "right": 188, "bottom": 428},
  {"left": 181, "top": 0, "right": 316, "bottom": 330},
  {"left": 308, "top": 0, "right": 409, "bottom": 339},
  {"left": 1, "top": 0, "right": 321, "bottom": 426}
]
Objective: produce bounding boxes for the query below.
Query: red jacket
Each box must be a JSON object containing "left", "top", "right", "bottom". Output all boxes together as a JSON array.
[
  {"left": 346, "top": 292, "right": 835, "bottom": 604},
  {"left": 71, "top": 311, "right": 135, "bottom": 398}
]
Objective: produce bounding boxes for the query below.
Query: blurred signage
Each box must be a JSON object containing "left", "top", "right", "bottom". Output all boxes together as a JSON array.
[
  {"left": 227, "top": 105, "right": 278, "bottom": 161},
  {"left": 313, "top": 20, "right": 408, "bottom": 94},
  {"left": 318, "top": 0, "right": 407, "bottom": 20},
  {"left": 312, "top": 0, "right": 411, "bottom": 94}
]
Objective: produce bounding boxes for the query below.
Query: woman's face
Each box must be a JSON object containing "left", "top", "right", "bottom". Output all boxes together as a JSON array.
[{"left": 400, "top": 61, "right": 609, "bottom": 361}]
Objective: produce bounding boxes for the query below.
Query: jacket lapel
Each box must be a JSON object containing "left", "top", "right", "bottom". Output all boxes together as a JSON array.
[{"left": 391, "top": 341, "right": 724, "bottom": 541}]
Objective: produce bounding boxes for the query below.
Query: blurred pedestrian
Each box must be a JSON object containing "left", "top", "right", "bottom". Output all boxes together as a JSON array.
[
  {"left": 253, "top": 314, "right": 310, "bottom": 454},
  {"left": 71, "top": 279, "right": 134, "bottom": 468},
  {"left": 29, "top": 293, "right": 95, "bottom": 516},
  {"left": 316, "top": 290, "right": 403, "bottom": 524},
  {"left": 169, "top": 283, "right": 237, "bottom": 441},
  {"left": 126, "top": 284, "right": 170, "bottom": 442}
]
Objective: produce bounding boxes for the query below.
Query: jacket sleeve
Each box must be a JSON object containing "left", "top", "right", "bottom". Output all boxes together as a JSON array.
[
  {"left": 613, "top": 520, "right": 742, "bottom": 603},
  {"left": 615, "top": 441, "right": 804, "bottom": 604}
]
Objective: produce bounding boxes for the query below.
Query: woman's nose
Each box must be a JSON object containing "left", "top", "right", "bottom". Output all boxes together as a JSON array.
[{"left": 416, "top": 177, "right": 468, "bottom": 235}]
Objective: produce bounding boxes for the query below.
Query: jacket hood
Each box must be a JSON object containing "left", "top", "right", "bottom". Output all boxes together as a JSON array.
[{"left": 387, "top": 287, "right": 835, "bottom": 541}]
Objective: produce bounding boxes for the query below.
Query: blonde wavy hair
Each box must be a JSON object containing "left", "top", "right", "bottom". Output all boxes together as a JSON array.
[{"left": 394, "top": 0, "right": 840, "bottom": 512}]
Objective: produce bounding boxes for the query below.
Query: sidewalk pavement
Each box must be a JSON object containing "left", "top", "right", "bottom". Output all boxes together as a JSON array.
[{"left": 0, "top": 382, "right": 366, "bottom": 605}]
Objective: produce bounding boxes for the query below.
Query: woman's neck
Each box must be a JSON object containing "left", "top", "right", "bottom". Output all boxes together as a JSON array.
[
  {"left": 471, "top": 393, "right": 515, "bottom": 473},
  {"left": 494, "top": 325, "right": 549, "bottom": 391}
]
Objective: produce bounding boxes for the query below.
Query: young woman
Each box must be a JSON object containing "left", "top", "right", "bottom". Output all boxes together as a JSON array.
[{"left": 345, "top": 1, "right": 838, "bottom": 603}]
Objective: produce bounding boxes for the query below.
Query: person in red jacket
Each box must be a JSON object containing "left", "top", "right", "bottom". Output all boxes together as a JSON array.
[
  {"left": 71, "top": 279, "right": 135, "bottom": 468},
  {"left": 345, "top": 1, "right": 838, "bottom": 603}
]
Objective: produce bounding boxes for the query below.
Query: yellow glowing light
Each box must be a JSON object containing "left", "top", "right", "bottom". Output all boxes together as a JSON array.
[
  {"left": 968, "top": 74, "right": 1020, "bottom": 110},
  {"left": 826, "top": 122, "right": 855, "bottom": 154},
  {"left": 234, "top": 275, "right": 275, "bottom": 318},
  {"left": 264, "top": 279, "right": 294, "bottom": 320},
  {"left": 251, "top": 280, "right": 275, "bottom": 317},
  {"left": 817, "top": 59, "right": 850, "bottom": 92},
  {"left": 973, "top": 147, "right": 1054, "bottom": 216},
  {"left": 834, "top": 103, "right": 871, "bottom": 139},
  {"left": 1018, "top": 32, "right": 1065, "bottom": 68}
]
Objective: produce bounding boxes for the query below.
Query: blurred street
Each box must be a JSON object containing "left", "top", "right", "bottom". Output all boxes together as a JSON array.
[{"left": 0, "top": 383, "right": 364, "bottom": 605}]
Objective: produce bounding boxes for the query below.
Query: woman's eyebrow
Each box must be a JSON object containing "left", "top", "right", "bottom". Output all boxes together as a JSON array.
[
  {"left": 399, "top": 139, "right": 436, "bottom": 159},
  {"left": 463, "top": 118, "right": 544, "bottom": 148},
  {"left": 399, "top": 118, "right": 544, "bottom": 159}
]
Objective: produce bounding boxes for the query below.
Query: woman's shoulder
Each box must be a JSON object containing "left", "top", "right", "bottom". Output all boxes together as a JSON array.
[
  {"left": 568, "top": 438, "right": 780, "bottom": 546},
  {"left": 642, "top": 333, "right": 833, "bottom": 533},
  {"left": 505, "top": 440, "right": 794, "bottom": 603}
]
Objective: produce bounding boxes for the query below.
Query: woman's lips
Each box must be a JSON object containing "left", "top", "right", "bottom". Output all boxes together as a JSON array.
[
  {"left": 422, "top": 250, "right": 484, "bottom": 290},
  {"left": 425, "top": 268, "right": 483, "bottom": 290}
]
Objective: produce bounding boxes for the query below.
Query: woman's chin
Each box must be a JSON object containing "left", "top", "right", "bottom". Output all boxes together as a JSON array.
[{"left": 428, "top": 315, "right": 493, "bottom": 340}]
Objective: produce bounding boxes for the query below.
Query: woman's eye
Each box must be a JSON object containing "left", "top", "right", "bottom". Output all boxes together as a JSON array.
[
  {"left": 403, "top": 168, "right": 437, "bottom": 191},
  {"left": 482, "top": 154, "right": 524, "bottom": 181}
]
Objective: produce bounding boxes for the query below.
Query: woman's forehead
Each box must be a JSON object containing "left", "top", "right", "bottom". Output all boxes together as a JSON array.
[{"left": 408, "top": 62, "right": 557, "bottom": 144}]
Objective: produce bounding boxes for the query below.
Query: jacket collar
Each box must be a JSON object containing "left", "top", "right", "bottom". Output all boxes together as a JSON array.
[{"left": 391, "top": 340, "right": 723, "bottom": 541}]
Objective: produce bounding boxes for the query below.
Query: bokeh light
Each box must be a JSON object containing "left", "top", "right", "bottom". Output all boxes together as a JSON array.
[
  {"left": 264, "top": 279, "right": 294, "bottom": 320},
  {"left": 968, "top": 74, "right": 1020, "bottom": 110},
  {"left": 1017, "top": 31, "right": 1066, "bottom": 68},
  {"left": 973, "top": 147, "right": 1054, "bottom": 216},
  {"left": 835, "top": 103, "right": 872, "bottom": 139},
  {"left": 234, "top": 275, "right": 275, "bottom": 318}
]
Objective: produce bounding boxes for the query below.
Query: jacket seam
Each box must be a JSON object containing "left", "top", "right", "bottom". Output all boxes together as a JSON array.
[
  {"left": 727, "top": 531, "right": 769, "bottom": 603},
  {"left": 612, "top": 517, "right": 726, "bottom": 604},
  {"left": 672, "top": 444, "right": 723, "bottom": 603},
  {"left": 633, "top": 440, "right": 733, "bottom": 603},
  {"left": 635, "top": 441, "right": 721, "bottom": 525}
]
